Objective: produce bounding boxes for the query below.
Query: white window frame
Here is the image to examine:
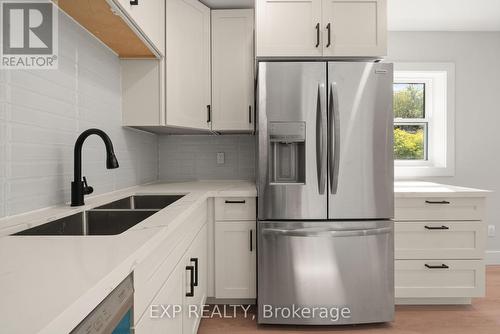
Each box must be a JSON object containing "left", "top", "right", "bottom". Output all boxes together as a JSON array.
[{"left": 394, "top": 63, "right": 455, "bottom": 179}]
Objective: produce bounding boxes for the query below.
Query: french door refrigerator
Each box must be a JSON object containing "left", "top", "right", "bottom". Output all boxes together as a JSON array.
[{"left": 257, "top": 61, "right": 394, "bottom": 325}]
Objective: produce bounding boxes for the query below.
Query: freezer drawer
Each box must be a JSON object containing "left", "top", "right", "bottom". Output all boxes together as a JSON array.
[{"left": 258, "top": 220, "right": 394, "bottom": 325}]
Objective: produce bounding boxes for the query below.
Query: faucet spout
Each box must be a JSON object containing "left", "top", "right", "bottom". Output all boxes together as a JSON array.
[{"left": 71, "top": 129, "right": 119, "bottom": 206}]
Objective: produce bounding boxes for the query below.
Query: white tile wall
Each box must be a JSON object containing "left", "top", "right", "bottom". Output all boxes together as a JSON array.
[
  {"left": 159, "top": 135, "right": 255, "bottom": 181},
  {"left": 0, "top": 11, "right": 158, "bottom": 218}
]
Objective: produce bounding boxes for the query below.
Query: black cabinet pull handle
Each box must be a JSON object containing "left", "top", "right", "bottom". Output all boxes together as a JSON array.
[
  {"left": 225, "top": 200, "right": 246, "bottom": 204},
  {"left": 186, "top": 266, "right": 195, "bottom": 297},
  {"left": 190, "top": 258, "right": 199, "bottom": 287},
  {"left": 249, "top": 105, "right": 252, "bottom": 123},
  {"left": 425, "top": 225, "right": 450, "bottom": 230},
  {"left": 250, "top": 229, "right": 253, "bottom": 252},
  {"left": 425, "top": 200, "right": 450, "bottom": 204},
  {"left": 326, "top": 23, "right": 331, "bottom": 47},
  {"left": 206, "top": 105, "right": 211, "bottom": 123},
  {"left": 315, "top": 23, "right": 320, "bottom": 47},
  {"left": 130, "top": 0, "right": 138, "bottom": 5},
  {"left": 425, "top": 264, "right": 449, "bottom": 269}
]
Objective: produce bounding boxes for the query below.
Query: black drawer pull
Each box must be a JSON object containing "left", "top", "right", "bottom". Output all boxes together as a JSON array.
[
  {"left": 130, "top": 0, "right": 138, "bottom": 5},
  {"left": 425, "top": 225, "right": 450, "bottom": 230},
  {"left": 425, "top": 264, "right": 449, "bottom": 269},
  {"left": 425, "top": 200, "right": 450, "bottom": 204},
  {"left": 190, "top": 258, "right": 199, "bottom": 287},
  {"left": 186, "top": 265, "right": 195, "bottom": 297},
  {"left": 225, "top": 200, "right": 246, "bottom": 204}
]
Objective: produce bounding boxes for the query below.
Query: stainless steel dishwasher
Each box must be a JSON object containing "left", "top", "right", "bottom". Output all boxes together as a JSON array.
[{"left": 71, "top": 275, "right": 134, "bottom": 334}]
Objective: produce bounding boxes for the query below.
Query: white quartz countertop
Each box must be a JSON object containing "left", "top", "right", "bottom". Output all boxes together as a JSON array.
[
  {"left": 394, "top": 181, "right": 490, "bottom": 197},
  {"left": 0, "top": 180, "right": 490, "bottom": 333},
  {"left": 0, "top": 180, "right": 256, "bottom": 334}
]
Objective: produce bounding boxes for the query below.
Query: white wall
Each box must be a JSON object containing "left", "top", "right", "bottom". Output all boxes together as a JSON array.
[
  {"left": 0, "top": 12, "right": 158, "bottom": 218},
  {"left": 159, "top": 135, "right": 255, "bottom": 181},
  {"left": 387, "top": 31, "right": 500, "bottom": 261}
]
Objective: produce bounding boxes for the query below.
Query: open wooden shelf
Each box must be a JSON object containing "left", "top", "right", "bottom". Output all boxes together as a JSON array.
[{"left": 54, "top": 0, "right": 156, "bottom": 58}]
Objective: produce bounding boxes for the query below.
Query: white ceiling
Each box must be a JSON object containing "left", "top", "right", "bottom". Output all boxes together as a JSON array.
[
  {"left": 388, "top": 0, "right": 500, "bottom": 31},
  {"left": 200, "top": 0, "right": 500, "bottom": 31}
]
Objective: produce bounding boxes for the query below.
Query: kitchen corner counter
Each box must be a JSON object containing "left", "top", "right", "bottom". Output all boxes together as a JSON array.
[
  {"left": 0, "top": 180, "right": 255, "bottom": 334},
  {"left": 394, "top": 181, "right": 491, "bottom": 198}
]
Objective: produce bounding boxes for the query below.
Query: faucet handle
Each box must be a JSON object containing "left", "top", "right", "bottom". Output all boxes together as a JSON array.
[{"left": 82, "top": 176, "right": 94, "bottom": 195}]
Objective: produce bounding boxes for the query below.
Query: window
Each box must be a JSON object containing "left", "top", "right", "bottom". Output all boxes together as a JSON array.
[
  {"left": 393, "top": 63, "right": 455, "bottom": 178},
  {"left": 394, "top": 83, "right": 427, "bottom": 160}
]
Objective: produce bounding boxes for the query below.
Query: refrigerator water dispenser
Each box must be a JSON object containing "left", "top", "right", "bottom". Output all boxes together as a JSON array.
[{"left": 269, "top": 122, "right": 306, "bottom": 184}]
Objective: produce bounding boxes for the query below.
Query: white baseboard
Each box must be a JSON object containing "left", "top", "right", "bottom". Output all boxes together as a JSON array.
[{"left": 486, "top": 251, "right": 500, "bottom": 265}]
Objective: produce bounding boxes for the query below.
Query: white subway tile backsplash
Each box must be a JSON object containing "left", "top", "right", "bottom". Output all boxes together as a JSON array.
[
  {"left": 159, "top": 135, "right": 255, "bottom": 181},
  {"left": 0, "top": 9, "right": 158, "bottom": 219}
]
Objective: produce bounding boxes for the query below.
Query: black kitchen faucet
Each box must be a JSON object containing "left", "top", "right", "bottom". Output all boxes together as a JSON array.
[{"left": 71, "top": 129, "right": 119, "bottom": 206}]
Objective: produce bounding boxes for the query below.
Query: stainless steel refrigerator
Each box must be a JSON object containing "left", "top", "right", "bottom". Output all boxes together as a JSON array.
[{"left": 257, "top": 61, "right": 394, "bottom": 325}]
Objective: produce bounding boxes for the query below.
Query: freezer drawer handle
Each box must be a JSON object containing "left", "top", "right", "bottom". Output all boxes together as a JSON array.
[
  {"left": 225, "top": 200, "right": 246, "bottom": 204},
  {"left": 425, "top": 200, "right": 450, "bottom": 204},
  {"left": 424, "top": 225, "right": 450, "bottom": 230},
  {"left": 263, "top": 226, "right": 391, "bottom": 238},
  {"left": 425, "top": 264, "right": 449, "bottom": 269},
  {"left": 190, "top": 258, "right": 199, "bottom": 287},
  {"left": 186, "top": 265, "right": 195, "bottom": 297}
]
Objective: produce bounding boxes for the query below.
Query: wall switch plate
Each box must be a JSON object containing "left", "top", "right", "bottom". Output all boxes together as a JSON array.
[
  {"left": 216, "top": 152, "right": 225, "bottom": 165},
  {"left": 488, "top": 225, "right": 496, "bottom": 237}
]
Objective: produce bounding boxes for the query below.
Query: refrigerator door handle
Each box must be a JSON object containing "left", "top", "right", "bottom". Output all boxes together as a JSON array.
[
  {"left": 316, "top": 83, "right": 327, "bottom": 195},
  {"left": 262, "top": 226, "right": 392, "bottom": 237},
  {"left": 329, "top": 82, "right": 340, "bottom": 194}
]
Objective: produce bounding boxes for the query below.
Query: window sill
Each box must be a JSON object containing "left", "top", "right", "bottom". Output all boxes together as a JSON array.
[{"left": 395, "top": 165, "right": 454, "bottom": 179}]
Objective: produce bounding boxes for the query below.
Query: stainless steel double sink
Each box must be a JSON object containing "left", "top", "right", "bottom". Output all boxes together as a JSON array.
[{"left": 13, "top": 195, "right": 184, "bottom": 236}]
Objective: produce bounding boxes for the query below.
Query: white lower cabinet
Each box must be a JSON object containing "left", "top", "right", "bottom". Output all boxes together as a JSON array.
[
  {"left": 395, "top": 259, "right": 485, "bottom": 299},
  {"left": 394, "top": 194, "right": 487, "bottom": 304},
  {"left": 183, "top": 224, "right": 208, "bottom": 334},
  {"left": 215, "top": 221, "right": 256, "bottom": 299},
  {"left": 135, "top": 224, "right": 208, "bottom": 334},
  {"left": 134, "top": 262, "right": 184, "bottom": 334}
]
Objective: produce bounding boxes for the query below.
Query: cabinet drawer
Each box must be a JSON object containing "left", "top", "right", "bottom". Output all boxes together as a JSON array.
[
  {"left": 395, "top": 221, "right": 486, "bottom": 259},
  {"left": 395, "top": 197, "right": 485, "bottom": 221},
  {"left": 215, "top": 197, "right": 256, "bottom": 221},
  {"left": 395, "top": 260, "right": 485, "bottom": 298}
]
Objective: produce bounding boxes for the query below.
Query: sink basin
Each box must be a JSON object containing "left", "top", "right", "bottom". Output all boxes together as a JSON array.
[
  {"left": 12, "top": 195, "right": 184, "bottom": 236},
  {"left": 13, "top": 209, "right": 158, "bottom": 236},
  {"left": 94, "top": 195, "right": 184, "bottom": 210}
]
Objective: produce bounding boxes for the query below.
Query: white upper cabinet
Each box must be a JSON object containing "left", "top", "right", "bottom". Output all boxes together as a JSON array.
[
  {"left": 166, "top": 0, "right": 211, "bottom": 130},
  {"left": 211, "top": 10, "right": 255, "bottom": 132},
  {"left": 256, "top": 0, "right": 322, "bottom": 57},
  {"left": 321, "top": 0, "right": 386, "bottom": 57},
  {"left": 256, "top": 0, "right": 387, "bottom": 58},
  {"left": 113, "top": 0, "right": 165, "bottom": 55}
]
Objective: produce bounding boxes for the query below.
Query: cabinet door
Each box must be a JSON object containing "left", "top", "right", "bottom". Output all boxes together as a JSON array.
[
  {"left": 134, "top": 262, "right": 184, "bottom": 334},
  {"left": 321, "top": 0, "right": 386, "bottom": 57},
  {"left": 183, "top": 224, "right": 208, "bottom": 334},
  {"left": 211, "top": 10, "right": 254, "bottom": 132},
  {"left": 113, "top": 0, "right": 165, "bottom": 54},
  {"left": 215, "top": 221, "right": 256, "bottom": 299},
  {"left": 256, "top": 0, "right": 322, "bottom": 57},
  {"left": 166, "top": 0, "right": 211, "bottom": 130}
]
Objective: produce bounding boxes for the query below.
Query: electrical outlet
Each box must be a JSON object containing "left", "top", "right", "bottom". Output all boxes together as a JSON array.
[
  {"left": 216, "top": 152, "right": 225, "bottom": 165},
  {"left": 488, "top": 225, "right": 496, "bottom": 237}
]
